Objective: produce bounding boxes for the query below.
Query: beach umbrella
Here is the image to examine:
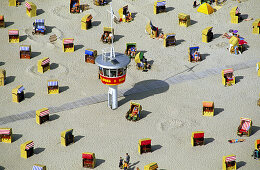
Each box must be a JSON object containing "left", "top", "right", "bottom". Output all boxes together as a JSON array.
[{"left": 197, "top": 3, "right": 214, "bottom": 15}]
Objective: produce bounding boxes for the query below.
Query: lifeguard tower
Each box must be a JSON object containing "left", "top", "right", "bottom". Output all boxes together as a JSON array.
[{"left": 95, "top": 4, "right": 130, "bottom": 110}]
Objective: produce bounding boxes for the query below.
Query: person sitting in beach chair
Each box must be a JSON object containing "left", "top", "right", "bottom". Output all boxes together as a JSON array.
[
  {"left": 127, "top": 47, "right": 136, "bottom": 58},
  {"left": 125, "top": 102, "right": 142, "bottom": 121},
  {"left": 100, "top": 27, "right": 114, "bottom": 44},
  {"left": 125, "top": 43, "right": 137, "bottom": 58},
  {"left": 252, "top": 139, "right": 260, "bottom": 160},
  {"left": 135, "top": 52, "right": 151, "bottom": 70},
  {"left": 119, "top": 5, "right": 133, "bottom": 22},
  {"left": 188, "top": 47, "right": 200, "bottom": 62},
  {"left": 32, "top": 19, "right": 45, "bottom": 35},
  {"left": 193, "top": 51, "right": 200, "bottom": 62},
  {"left": 70, "top": 0, "right": 80, "bottom": 13},
  {"left": 237, "top": 117, "right": 252, "bottom": 137},
  {"left": 222, "top": 68, "right": 235, "bottom": 86},
  {"left": 145, "top": 21, "right": 159, "bottom": 39},
  {"left": 94, "top": 0, "right": 107, "bottom": 6},
  {"left": 222, "top": 155, "right": 236, "bottom": 170}
]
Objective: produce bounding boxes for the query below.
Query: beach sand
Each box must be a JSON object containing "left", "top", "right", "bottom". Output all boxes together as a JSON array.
[{"left": 0, "top": 0, "right": 260, "bottom": 169}]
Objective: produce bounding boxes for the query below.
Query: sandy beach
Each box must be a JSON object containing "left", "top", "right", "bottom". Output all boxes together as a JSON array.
[{"left": 0, "top": 0, "right": 260, "bottom": 169}]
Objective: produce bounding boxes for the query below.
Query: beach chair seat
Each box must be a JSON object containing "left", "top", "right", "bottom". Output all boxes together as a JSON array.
[
  {"left": 188, "top": 47, "right": 200, "bottom": 62},
  {"left": 125, "top": 43, "right": 137, "bottom": 58},
  {"left": 191, "top": 131, "right": 204, "bottom": 146},
  {"left": 125, "top": 102, "right": 142, "bottom": 121},
  {"left": 237, "top": 118, "right": 252, "bottom": 137},
  {"left": 70, "top": 0, "right": 80, "bottom": 13},
  {"left": 222, "top": 69, "right": 235, "bottom": 86}
]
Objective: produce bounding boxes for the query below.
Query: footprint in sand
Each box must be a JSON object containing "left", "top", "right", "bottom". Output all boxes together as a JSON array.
[
  {"left": 25, "top": 27, "right": 64, "bottom": 48},
  {"left": 158, "top": 118, "right": 198, "bottom": 132},
  {"left": 27, "top": 63, "right": 69, "bottom": 78},
  {"left": 158, "top": 119, "right": 185, "bottom": 132},
  {"left": 215, "top": 42, "right": 228, "bottom": 48},
  {"left": 52, "top": 5, "right": 98, "bottom": 20}
]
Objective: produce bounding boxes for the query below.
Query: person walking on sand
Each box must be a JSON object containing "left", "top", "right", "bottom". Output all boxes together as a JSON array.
[
  {"left": 125, "top": 153, "right": 130, "bottom": 164},
  {"left": 119, "top": 157, "right": 123, "bottom": 169}
]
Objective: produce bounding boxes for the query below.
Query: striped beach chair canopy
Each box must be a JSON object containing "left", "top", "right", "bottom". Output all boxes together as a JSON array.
[
  {"left": 35, "top": 19, "right": 45, "bottom": 29},
  {"left": 48, "top": 81, "right": 58, "bottom": 86},
  {"left": 241, "top": 118, "right": 251, "bottom": 131},
  {"left": 0, "top": 129, "right": 10, "bottom": 135},
  {"left": 25, "top": 141, "right": 34, "bottom": 150},
  {"left": 35, "top": 19, "right": 44, "bottom": 24},
  {"left": 20, "top": 46, "right": 30, "bottom": 51},
  {"left": 223, "top": 68, "right": 233, "bottom": 74},
  {"left": 17, "top": 86, "right": 25, "bottom": 93},
  {"left": 225, "top": 156, "right": 236, "bottom": 162},
  {"left": 32, "top": 165, "right": 43, "bottom": 170},
  {"left": 157, "top": 1, "right": 166, "bottom": 6},
  {"left": 9, "top": 30, "right": 19, "bottom": 35},
  {"left": 25, "top": 2, "right": 31, "bottom": 9},
  {"left": 41, "top": 58, "right": 50, "bottom": 65},
  {"left": 63, "top": 39, "right": 74, "bottom": 44},
  {"left": 40, "top": 109, "right": 49, "bottom": 117}
]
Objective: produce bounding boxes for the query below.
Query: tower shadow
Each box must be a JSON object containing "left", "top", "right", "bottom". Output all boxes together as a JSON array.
[{"left": 119, "top": 79, "right": 169, "bottom": 106}]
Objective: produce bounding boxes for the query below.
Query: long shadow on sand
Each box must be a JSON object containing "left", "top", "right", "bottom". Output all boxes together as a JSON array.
[
  {"left": 190, "top": 20, "right": 197, "bottom": 26},
  {"left": 45, "top": 26, "right": 55, "bottom": 34},
  {"left": 251, "top": 126, "right": 260, "bottom": 136},
  {"left": 12, "top": 134, "right": 23, "bottom": 142},
  {"left": 176, "top": 39, "right": 185, "bottom": 46},
  {"left": 237, "top": 161, "right": 246, "bottom": 169},
  {"left": 129, "top": 161, "right": 140, "bottom": 170},
  {"left": 75, "top": 45, "right": 84, "bottom": 51},
  {"left": 213, "top": 34, "right": 222, "bottom": 39},
  {"left": 166, "top": 7, "right": 174, "bottom": 12},
  {"left": 205, "top": 138, "right": 215, "bottom": 145},
  {"left": 214, "top": 108, "right": 224, "bottom": 116},
  {"left": 114, "top": 35, "right": 124, "bottom": 42},
  {"left": 49, "top": 114, "right": 60, "bottom": 121},
  {"left": 50, "top": 63, "right": 59, "bottom": 70},
  {"left": 60, "top": 86, "right": 69, "bottom": 93},
  {"left": 74, "top": 135, "right": 85, "bottom": 143},
  {"left": 37, "top": 9, "right": 45, "bottom": 16},
  {"left": 92, "top": 21, "right": 101, "bottom": 27},
  {"left": 200, "top": 53, "right": 210, "bottom": 61},
  {"left": 34, "top": 147, "right": 45, "bottom": 154},
  {"left": 5, "top": 76, "right": 15, "bottom": 85},
  {"left": 31, "top": 52, "right": 41, "bottom": 58},
  {"left": 152, "top": 145, "right": 162, "bottom": 152},
  {"left": 141, "top": 110, "right": 152, "bottom": 119},
  {"left": 236, "top": 76, "right": 244, "bottom": 83},
  {"left": 95, "top": 159, "right": 105, "bottom": 168},
  {"left": 118, "top": 79, "right": 169, "bottom": 107},
  {"left": 20, "top": 35, "right": 27, "bottom": 42},
  {"left": 5, "top": 22, "right": 14, "bottom": 28},
  {"left": 25, "top": 92, "right": 35, "bottom": 99},
  {"left": 0, "top": 62, "right": 4, "bottom": 66}
]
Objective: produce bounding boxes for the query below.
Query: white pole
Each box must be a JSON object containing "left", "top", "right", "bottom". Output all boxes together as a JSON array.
[
  {"left": 108, "top": 85, "right": 118, "bottom": 109},
  {"left": 109, "top": 3, "right": 115, "bottom": 59}
]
